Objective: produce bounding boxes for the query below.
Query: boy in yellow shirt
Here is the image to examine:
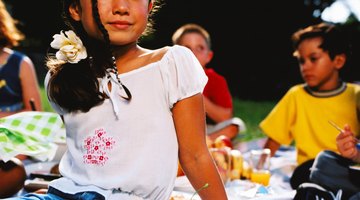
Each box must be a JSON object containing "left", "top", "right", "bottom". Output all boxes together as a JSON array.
[{"left": 260, "top": 22, "right": 360, "bottom": 189}]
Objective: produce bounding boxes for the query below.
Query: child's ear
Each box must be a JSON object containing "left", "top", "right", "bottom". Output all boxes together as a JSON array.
[
  {"left": 69, "top": 2, "right": 81, "bottom": 21},
  {"left": 334, "top": 53, "right": 346, "bottom": 69},
  {"left": 206, "top": 50, "right": 214, "bottom": 63}
]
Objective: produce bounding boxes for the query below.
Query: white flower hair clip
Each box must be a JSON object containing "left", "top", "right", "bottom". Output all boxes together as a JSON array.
[{"left": 50, "top": 30, "right": 87, "bottom": 64}]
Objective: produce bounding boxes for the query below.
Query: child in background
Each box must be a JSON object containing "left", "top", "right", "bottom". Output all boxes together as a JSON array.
[
  {"left": 172, "top": 23, "right": 245, "bottom": 141},
  {"left": 0, "top": 0, "right": 42, "bottom": 117},
  {"left": 9, "top": 0, "right": 228, "bottom": 199},
  {"left": 0, "top": 0, "right": 41, "bottom": 197},
  {"left": 260, "top": 22, "right": 360, "bottom": 189}
]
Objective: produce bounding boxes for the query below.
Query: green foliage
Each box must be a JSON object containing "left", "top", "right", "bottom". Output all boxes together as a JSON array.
[
  {"left": 232, "top": 98, "right": 276, "bottom": 143},
  {"left": 40, "top": 87, "right": 54, "bottom": 113}
]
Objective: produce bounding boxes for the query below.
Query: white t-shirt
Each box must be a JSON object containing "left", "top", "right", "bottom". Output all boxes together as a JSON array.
[{"left": 45, "top": 45, "right": 208, "bottom": 200}]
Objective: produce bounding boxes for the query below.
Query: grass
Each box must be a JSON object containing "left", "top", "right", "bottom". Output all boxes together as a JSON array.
[
  {"left": 40, "top": 87, "right": 276, "bottom": 142},
  {"left": 40, "top": 87, "right": 54, "bottom": 112},
  {"left": 232, "top": 98, "right": 276, "bottom": 143}
]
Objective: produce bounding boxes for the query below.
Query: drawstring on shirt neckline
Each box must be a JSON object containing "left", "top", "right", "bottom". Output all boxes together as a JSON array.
[{"left": 99, "top": 69, "right": 131, "bottom": 118}]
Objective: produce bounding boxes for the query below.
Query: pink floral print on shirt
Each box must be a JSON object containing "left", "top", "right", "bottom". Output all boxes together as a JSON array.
[{"left": 83, "top": 128, "right": 115, "bottom": 165}]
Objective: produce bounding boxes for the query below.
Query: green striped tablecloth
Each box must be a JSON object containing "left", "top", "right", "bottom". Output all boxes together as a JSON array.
[{"left": 0, "top": 111, "right": 65, "bottom": 162}]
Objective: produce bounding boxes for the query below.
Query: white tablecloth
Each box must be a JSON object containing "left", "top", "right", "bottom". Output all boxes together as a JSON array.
[{"left": 172, "top": 146, "right": 297, "bottom": 200}]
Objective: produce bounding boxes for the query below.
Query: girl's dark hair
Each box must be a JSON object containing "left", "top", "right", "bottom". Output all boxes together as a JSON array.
[
  {"left": 47, "top": 0, "right": 160, "bottom": 113},
  {"left": 291, "top": 22, "right": 351, "bottom": 60}
]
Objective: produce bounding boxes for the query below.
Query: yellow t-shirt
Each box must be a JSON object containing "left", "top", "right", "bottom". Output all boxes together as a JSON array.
[{"left": 260, "top": 83, "right": 360, "bottom": 164}]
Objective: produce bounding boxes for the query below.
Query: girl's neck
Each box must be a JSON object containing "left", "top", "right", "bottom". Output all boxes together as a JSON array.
[
  {"left": 113, "top": 44, "right": 152, "bottom": 74},
  {"left": 113, "top": 43, "right": 140, "bottom": 58}
]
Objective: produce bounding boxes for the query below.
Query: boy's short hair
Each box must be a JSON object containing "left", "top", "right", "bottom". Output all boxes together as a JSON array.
[
  {"left": 291, "top": 22, "right": 351, "bottom": 60},
  {"left": 172, "top": 23, "right": 212, "bottom": 49}
]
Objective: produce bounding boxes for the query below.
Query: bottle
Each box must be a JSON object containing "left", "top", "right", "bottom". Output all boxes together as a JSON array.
[{"left": 230, "top": 149, "right": 243, "bottom": 180}]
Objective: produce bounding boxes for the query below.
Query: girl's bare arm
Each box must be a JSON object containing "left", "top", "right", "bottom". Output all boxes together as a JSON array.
[{"left": 173, "top": 93, "right": 227, "bottom": 200}]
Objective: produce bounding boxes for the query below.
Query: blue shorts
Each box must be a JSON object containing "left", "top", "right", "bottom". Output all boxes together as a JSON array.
[{"left": 6, "top": 187, "right": 105, "bottom": 200}]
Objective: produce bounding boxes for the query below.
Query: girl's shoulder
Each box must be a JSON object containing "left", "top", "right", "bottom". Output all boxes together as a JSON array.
[
  {"left": 147, "top": 46, "right": 170, "bottom": 63},
  {"left": 148, "top": 45, "right": 191, "bottom": 63},
  {"left": 119, "top": 45, "right": 196, "bottom": 76},
  {"left": 0, "top": 48, "right": 26, "bottom": 68},
  {"left": 3, "top": 48, "right": 26, "bottom": 59}
]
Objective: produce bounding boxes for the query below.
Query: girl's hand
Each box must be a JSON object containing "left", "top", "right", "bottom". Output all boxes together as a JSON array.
[{"left": 336, "top": 124, "right": 359, "bottom": 161}]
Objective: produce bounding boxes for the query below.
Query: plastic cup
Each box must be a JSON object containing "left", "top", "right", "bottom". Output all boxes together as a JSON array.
[{"left": 249, "top": 148, "right": 271, "bottom": 186}]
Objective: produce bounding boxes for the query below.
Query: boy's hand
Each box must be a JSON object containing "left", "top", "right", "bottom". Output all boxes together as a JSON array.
[{"left": 336, "top": 124, "right": 359, "bottom": 161}]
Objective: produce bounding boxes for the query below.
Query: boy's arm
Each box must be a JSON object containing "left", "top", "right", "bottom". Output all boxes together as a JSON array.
[
  {"left": 203, "top": 96, "right": 232, "bottom": 122},
  {"left": 263, "top": 137, "right": 281, "bottom": 157},
  {"left": 208, "top": 125, "right": 239, "bottom": 141}
]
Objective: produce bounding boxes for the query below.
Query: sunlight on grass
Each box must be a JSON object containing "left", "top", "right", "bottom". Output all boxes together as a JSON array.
[
  {"left": 40, "top": 87, "right": 54, "bottom": 113},
  {"left": 233, "top": 98, "right": 276, "bottom": 142}
]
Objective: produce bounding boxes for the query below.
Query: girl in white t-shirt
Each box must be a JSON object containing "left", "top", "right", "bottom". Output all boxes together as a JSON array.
[{"left": 11, "top": 0, "right": 227, "bottom": 200}]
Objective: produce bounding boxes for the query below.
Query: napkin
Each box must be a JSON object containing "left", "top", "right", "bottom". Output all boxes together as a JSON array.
[{"left": 0, "top": 111, "right": 64, "bottom": 162}]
